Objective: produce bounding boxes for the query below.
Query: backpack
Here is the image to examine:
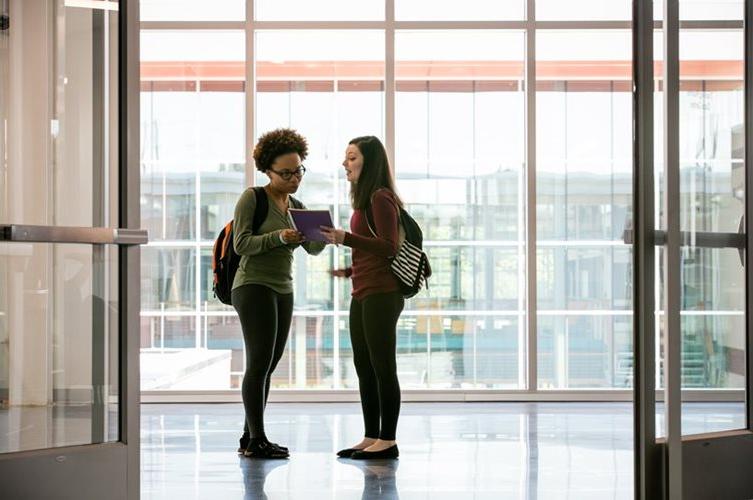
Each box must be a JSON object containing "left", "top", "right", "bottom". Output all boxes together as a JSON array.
[
  {"left": 365, "top": 198, "right": 432, "bottom": 299},
  {"left": 211, "top": 186, "right": 302, "bottom": 305}
]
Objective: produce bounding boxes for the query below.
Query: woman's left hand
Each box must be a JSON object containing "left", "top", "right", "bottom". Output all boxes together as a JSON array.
[{"left": 320, "top": 226, "right": 345, "bottom": 245}]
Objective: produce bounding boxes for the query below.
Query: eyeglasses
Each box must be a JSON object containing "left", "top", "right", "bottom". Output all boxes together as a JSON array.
[{"left": 269, "top": 165, "right": 306, "bottom": 181}]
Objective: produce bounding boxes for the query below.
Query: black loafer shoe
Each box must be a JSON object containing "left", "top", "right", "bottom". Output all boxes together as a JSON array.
[
  {"left": 239, "top": 436, "right": 288, "bottom": 454},
  {"left": 350, "top": 445, "right": 399, "bottom": 460},
  {"left": 336, "top": 447, "right": 364, "bottom": 458},
  {"left": 268, "top": 442, "right": 289, "bottom": 453},
  {"left": 243, "top": 439, "right": 290, "bottom": 459}
]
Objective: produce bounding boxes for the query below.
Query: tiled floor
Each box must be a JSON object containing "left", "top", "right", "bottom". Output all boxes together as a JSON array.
[{"left": 140, "top": 402, "right": 745, "bottom": 499}]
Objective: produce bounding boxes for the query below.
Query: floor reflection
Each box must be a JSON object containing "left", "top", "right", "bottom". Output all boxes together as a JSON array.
[
  {"left": 338, "top": 459, "right": 399, "bottom": 499},
  {"left": 138, "top": 402, "right": 743, "bottom": 499},
  {"left": 240, "top": 457, "right": 289, "bottom": 500}
]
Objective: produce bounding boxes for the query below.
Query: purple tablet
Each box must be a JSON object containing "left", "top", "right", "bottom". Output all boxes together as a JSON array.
[{"left": 288, "top": 209, "right": 334, "bottom": 242}]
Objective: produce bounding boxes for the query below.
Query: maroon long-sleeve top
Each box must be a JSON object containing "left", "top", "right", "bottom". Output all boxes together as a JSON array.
[{"left": 342, "top": 189, "right": 401, "bottom": 300}]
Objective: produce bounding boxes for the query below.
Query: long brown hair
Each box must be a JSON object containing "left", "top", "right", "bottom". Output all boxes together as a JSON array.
[{"left": 349, "top": 136, "right": 402, "bottom": 210}]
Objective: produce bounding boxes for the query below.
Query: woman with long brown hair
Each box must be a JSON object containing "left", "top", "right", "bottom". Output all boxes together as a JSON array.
[{"left": 321, "top": 136, "right": 404, "bottom": 460}]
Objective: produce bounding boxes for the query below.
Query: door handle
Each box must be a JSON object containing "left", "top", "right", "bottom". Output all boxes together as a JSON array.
[
  {"left": 622, "top": 227, "right": 745, "bottom": 249},
  {"left": 0, "top": 225, "right": 148, "bottom": 245}
]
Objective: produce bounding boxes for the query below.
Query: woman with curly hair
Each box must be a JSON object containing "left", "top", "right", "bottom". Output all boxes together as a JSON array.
[{"left": 232, "top": 128, "right": 325, "bottom": 458}]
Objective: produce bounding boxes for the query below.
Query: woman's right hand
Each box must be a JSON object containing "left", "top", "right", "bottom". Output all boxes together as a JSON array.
[
  {"left": 280, "top": 229, "right": 305, "bottom": 244},
  {"left": 329, "top": 269, "right": 349, "bottom": 278}
]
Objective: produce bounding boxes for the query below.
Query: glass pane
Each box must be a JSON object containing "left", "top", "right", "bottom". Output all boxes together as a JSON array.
[
  {"left": 536, "top": 30, "right": 632, "bottom": 389},
  {"left": 0, "top": 3, "right": 119, "bottom": 227},
  {"left": 339, "top": 313, "right": 522, "bottom": 390},
  {"left": 680, "top": 0, "right": 743, "bottom": 20},
  {"left": 140, "top": 0, "right": 245, "bottom": 21},
  {"left": 656, "top": 315, "right": 746, "bottom": 436},
  {"left": 255, "top": 30, "right": 384, "bottom": 178},
  {"left": 260, "top": 315, "right": 335, "bottom": 389},
  {"left": 537, "top": 246, "right": 632, "bottom": 311},
  {"left": 141, "top": 247, "right": 196, "bottom": 312},
  {"left": 395, "top": 31, "right": 525, "bottom": 203},
  {"left": 293, "top": 246, "right": 335, "bottom": 311},
  {"left": 338, "top": 244, "right": 526, "bottom": 336},
  {"left": 200, "top": 170, "right": 245, "bottom": 242},
  {"left": 678, "top": 29, "right": 745, "bottom": 435},
  {"left": 205, "top": 315, "right": 244, "bottom": 389},
  {"left": 0, "top": 243, "right": 119, "bottom": 453},
  {"left": 139, "top": 30, "right": 245, "bottom": 393},
  {"left": 537, "top": 0, "right": 631, "bottom": 21},
  {"left": 537, "top": 315, "right": 633, "bottom": 389},
  {"left": 679, "top": 31, "right": 744, "bottom": 233},
  {"left": 656, "top": 403, "right": 746, "bottom": 437},
  {"left": 141, "top": 317, "right": 216, "bottom": 390},
  {"left": 141, "top": 314, "right": 239, "bottom": 390},
  {"left": 396, "top": 0, "right": 524, "bottom": 21},
  {"left": 340, "top": 315, "right": 431, "bottom": 390},
  {"left": 141, "top": 314, "right": 341, "bottom": 390},
  {"left": 395, "top": 176, "right": 524, "bottom": 241},
  {"left": 427, "top": 315, "right": 521, "bottom": 389},
  {"left": 406, "top": 246, "right": 523, "bottom": 311},
  {"left": 0, "top": 2, "right": 120, "bottom": 454},
  {"left": 141, "top": 30, "right": 245, "bottom": 243},
  {"left": 655, "top": 0, "right": 744, "bottom": 21},
  {"left": 394, "top": 31, "right": 525, "bottom": 238},
  {"left": 394, "top": 30, "right": 526, "bottom": 390},
  {"left": 141, "top": 30, "right": 245, "bottom": 62},
  {"left": 256, "top": 0, "right": 383, "bottom": 20}
]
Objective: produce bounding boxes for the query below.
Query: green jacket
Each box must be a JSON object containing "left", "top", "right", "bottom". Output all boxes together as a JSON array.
[{"left": 232, "top": 187, "right": 326, "bottom": 294}]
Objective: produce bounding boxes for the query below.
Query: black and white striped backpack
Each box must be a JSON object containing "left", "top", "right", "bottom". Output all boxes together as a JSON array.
[{"left": 365, "top": 203, "right": 432, "bottom": 298}]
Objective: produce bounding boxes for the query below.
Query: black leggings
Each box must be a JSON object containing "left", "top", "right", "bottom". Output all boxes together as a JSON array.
[
  {"left": 232, "top": 284, "right": 293, "bottom": 440},
  {"left": 350, "top": 291, "right": 404, "bottom": 441}
]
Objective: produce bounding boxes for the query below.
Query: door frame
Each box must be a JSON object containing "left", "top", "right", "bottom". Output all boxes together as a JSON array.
[
  {"left": 0, "top": 1, "right": 142, "bottom": 499},
  {"left": 633, "top": 0, "right": 753, "bottom": 498}
]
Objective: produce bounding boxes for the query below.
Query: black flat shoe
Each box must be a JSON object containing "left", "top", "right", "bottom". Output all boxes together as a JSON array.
[
  {"left": 243, "top": 439, "right": 289, "bottom": 459},
  {"left": 239, "top": 437, "right": 288, "bottom": 454},
  {"left": 350, "top": 445, "right": 399, "bottom": 460},
  {"left": 336, "top": 447, "right": 365, "bottom": 458},
  {"left": 268, "top": 442, "right": 289, "bottom": 453}
]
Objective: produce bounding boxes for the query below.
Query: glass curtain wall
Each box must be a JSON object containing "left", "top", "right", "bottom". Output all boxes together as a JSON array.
[{"left": 139, "top": 0, "right": 744, "bottom": 394}]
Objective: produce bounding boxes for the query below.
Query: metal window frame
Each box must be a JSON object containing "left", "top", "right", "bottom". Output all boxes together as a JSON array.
[
  {"left": 137, "top": 4, "right": 749, "bottom": 403},
  {"left": 632, "top": 1, "right": 661, "bottom": 496},
  {"left": 140, "top": 388, "right": 746, "bottom": 404},
  {"left": 746, "top": 0, "right": 753, "bottom": 438},
  {"left": 662, "top": 0, "right": 682, "bottom": 497},
  {"left": 121, "top": 1, "right": 142, "bottom": 496}
]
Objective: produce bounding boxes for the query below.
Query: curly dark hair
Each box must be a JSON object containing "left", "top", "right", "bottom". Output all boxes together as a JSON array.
[{"left": 253, "top": 128, "right": 309, "bottom": 172}]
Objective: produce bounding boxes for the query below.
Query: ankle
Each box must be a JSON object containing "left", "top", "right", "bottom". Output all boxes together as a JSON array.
[
  {"left": 352, "top": 437, "right": 376, "bottom": 448},
  {"left": 365, "top": 440, "right": 397, "bottom": 451}
]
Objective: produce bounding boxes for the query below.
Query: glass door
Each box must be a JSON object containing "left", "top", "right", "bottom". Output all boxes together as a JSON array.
[
  {"left": 634, "top": 0, "right": 753, "bottom": 498},
  {"left": 0, "top": 1, "right": 143, "bottom": 498}
]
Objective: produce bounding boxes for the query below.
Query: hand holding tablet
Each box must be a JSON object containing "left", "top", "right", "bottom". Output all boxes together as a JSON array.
[{"left": 288, "top": 209, "right": 334, "bottom": 242}]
